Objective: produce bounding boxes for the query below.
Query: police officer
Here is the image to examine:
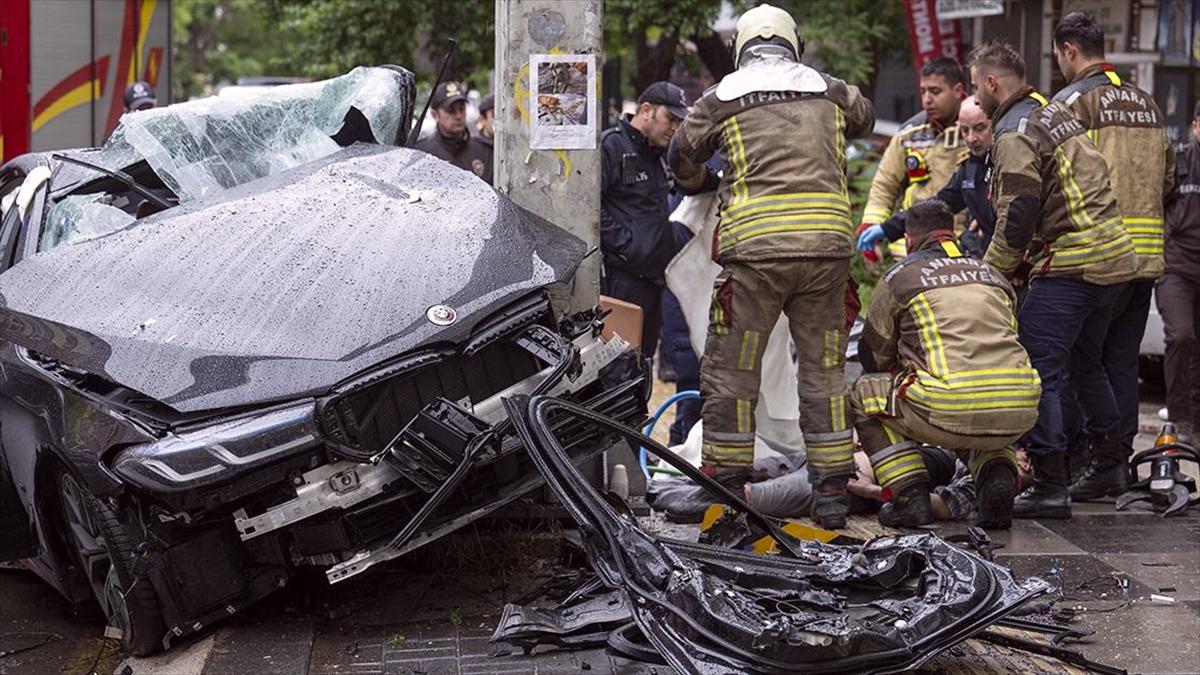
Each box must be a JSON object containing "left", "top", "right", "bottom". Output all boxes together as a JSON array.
[
  {"left": 859, "top": 57, "right": 968, "bottom": 261},
  {"left": 415, "top": 82, "right": 493, "bottom": 184},
  {"left": 850, "top": 199, "right": 1039, "bottom": 528},
  {"left": 600, "top": 82, "right": 689, "bottom": 381},
  {"left": 1051, "top": 12, "right": 1176, "bottom": 500},
  {"left": 971, "top": 41, "right": 1136, "bottom": 519},
  {"left": 858, "top": 96, "right": 996, "bottom": 256},
  {"left": 1158, "top": 102, "right": 1200, "bottom": 442},
  {"left": 669, "top": 3, "right": 874, "bottom": 528},
  {"left": 123, "top": 81, "right": 157, "bottom": 113}
]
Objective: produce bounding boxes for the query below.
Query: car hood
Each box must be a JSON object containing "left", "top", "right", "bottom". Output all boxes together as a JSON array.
[{"left": 0, "top": 144, "right": 586, "bottom": 413}]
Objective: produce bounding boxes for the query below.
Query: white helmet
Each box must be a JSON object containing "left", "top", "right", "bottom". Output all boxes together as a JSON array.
[{"left": 733, "top": 4, "right": 803, "bottom": 66}]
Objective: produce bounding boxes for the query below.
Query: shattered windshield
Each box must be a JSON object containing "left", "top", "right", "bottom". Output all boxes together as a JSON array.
[{"left": 39, "top": 66, "right": 414, "bottom": 252}]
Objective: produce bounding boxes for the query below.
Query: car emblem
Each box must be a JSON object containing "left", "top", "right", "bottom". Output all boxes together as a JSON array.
[{"left": 427, "top": 304, "right": 457, "bottom": 326}]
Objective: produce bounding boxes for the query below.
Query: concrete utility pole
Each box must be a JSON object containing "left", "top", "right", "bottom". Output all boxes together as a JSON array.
[{"left": 495, "top": 0, "right": 603, "bottom": 315}]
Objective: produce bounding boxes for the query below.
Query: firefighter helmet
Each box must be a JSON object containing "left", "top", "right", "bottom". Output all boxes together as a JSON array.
[{"left": 732, "top": 4, "right": 804, "bottom": 66}]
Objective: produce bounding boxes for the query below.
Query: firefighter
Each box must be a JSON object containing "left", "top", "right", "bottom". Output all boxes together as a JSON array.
[
  {"left": 858, "top": 57, "right": 968, "bottom": 261},
  {"left": 859, "top": 95, "right": 997, "bottom": 256},
  {"left": 850, "top": 199, "right": 1039, "bottom": 528},
  {"left": 668, "top": 3, "right": 874, "bottom": 528},
  {"left": 1051, "top": 12, "right": 1175, "bottom": 501},
  {"left": 971, "top": 41, "right": 1136, "bottom": 519}
]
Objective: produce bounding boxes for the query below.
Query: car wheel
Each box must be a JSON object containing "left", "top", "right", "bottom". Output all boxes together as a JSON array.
[{"left": 58, "top": 470, "right": 165, "bottom": 656}]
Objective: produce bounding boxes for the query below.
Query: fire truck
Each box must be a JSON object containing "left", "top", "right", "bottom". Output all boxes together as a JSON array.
[{"left": 0, "top": 0, "right": 171, "bottom": 162}]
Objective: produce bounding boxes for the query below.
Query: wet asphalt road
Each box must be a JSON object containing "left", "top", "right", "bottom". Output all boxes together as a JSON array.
[{"left": 2, "top": 392, "right": 1198, "bottom": 675}]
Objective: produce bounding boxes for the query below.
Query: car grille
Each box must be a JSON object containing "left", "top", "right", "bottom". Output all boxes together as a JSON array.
[{"left": 317, "top": 296, "right": 552, "bottom": 460}]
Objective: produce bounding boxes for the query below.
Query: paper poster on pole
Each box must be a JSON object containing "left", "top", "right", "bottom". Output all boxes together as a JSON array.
[{"left": 530, "top": 53, "right": 597, "bottom": 150}]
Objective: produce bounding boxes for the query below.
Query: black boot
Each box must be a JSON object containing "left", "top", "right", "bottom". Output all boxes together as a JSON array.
[
  {"left": 974, "top": 463, "right": 1018, "bottom": 530},
  {"left": 1014, "top": 453, "right": 1071, "bottom": 519},
  {"left": 877, "top": 483, "right": 934, "bottom": 528},
  {"left": 812, "top": 478, "right": 849, "bottom": 529},
  {"left": 1070, "top": 434, "right": 1130, "bottom": 501}
]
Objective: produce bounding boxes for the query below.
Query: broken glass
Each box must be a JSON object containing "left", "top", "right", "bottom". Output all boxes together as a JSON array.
[
  {"left": 100, "top": 66, "right": 414, "bottom": 201},
  {"left": 41, "top": 66, "right": 414, "bottom": 251},
  {"left": 41, "top": 193, "right": 135, "bottom": 251}
]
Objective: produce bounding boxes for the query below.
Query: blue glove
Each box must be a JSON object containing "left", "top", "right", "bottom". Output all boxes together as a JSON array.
[{"left": 856, "top": 224, "right": 886, "bottom": 252}]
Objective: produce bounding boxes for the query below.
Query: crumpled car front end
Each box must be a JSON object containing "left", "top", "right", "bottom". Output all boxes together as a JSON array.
[{"left": 0, "top": 69, "right": 645, "bottom": 655}]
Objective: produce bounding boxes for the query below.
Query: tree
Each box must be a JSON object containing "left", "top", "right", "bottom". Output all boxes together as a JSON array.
[
  {"left": 274, "top": 0, "right": 495, "bottom": 90},
  {"left": 604, "top": 0, "right": 726, "bottom": 94},
  {"left": 173, "top": 0, "right": 283, "bottom": 100},
  {"left": 603, "top": 0, "right": 908, "bottom": 103}
]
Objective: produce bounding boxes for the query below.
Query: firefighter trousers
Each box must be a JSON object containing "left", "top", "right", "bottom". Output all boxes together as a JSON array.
[
  {"left": 700, "top": 257, "right": 852, "bottom": 485},
  {"left": 849, "top": 373, "right": 1022, "bottom": 493}
]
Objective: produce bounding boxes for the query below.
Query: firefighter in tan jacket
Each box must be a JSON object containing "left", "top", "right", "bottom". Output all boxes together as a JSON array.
[
  {"left": 1051, "top": 12, "right": 1175, "bottom": 501},
  {"left": 668, "top": 3, "right": 874, "bottom": 528},
  {"left": 852, "top": 199, "right": 1040, "bottom": 528},
  {"left": 857, "top": 57, "right": 968, "bottom": 260},
  {"left": 971, "top": 41, "right": 1137, "bottom": 520}
]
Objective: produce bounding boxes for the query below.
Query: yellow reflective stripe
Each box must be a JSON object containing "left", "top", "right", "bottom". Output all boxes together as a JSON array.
[
  {"left": 1125, "top": 218, "right": 1165, "bottom": 256},
  {"left": 863, "top": 206, "right": 893, "bottom": 223},
  {"left": 723, "top": 201, "right": 851, "bottom": 225},
  {"left": 1052, "top": 231, "right": 1134, "bottom": 267},
  {"left": 909, "top": 384, "right": 1042, "bottom": 401},
  {"left": 723, "top": 116, "right": 749, "bottom": 204},
  {"left": 940, "top": 240, "right": 963, "bottom": 258},
  {"left": 1054, "top": 147, "right": 1096, "bottom": 230},
  {"left": 718, "top": 216, "right": 853, "bottom": 249},
  {"left": 736, "top": 399, "right": 753, "bottom": 433},
  {"left": 910, "top": 293, "right": 949, "bottom": 377},
  {"left": 1029, "top": 91, "right": 1048, "bottom": 106},
  {"left": 703, "top": 442, "right": 754, "bottom": 461},
  {"left": 1054, "top": 217, "right": 1125, "bottom": 250},
  {"left": 906, "top": 383, "right": 1040, "bottom": 410},
  {"left": 1087, "top": 128, "right": 1099, "bottom": 147},
  {"left": 969, "top": 446, "right": 1018, "bottom": 478},
  {"left": 883, "top": 425, "right": 902, "bottom": 444},
  {"left": 737, "top": 330, "right": 762, "bottom": 370},
  {"left": 862, "top": 395, "right": 889, "bottom": 415},
  {"left": 807, "top": 442, "right": 855, "bottom": 465},
  {"left": 830, "top": 394, "right": 847, "bottom": 431},
  {"left": 1103, "top": 70, "right": 1121, "bottom": 86},
  {"left": 918, "top": 368, "right": 1041, "bottom": 389},
  {"left": 822, "top": 330, "right": 841, "bottom": 368},
  {"left": 722, "top": 191, "right": 850, "bottom": 219},
  {"left": 874, "top": 454, "right": 927, "bottom": 486},
  {"left": 711, "top": 286, "right": 728, "bottom": 335}
]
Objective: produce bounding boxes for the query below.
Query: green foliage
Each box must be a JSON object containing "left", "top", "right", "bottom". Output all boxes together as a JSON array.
[
  {"left": 846, "top": 140, "right": 885, "bottom": 306},
  {"left": 172, "top": 0, "right": 495, "bottom": 100},
  {"left": 779, "top": 0, "right": 909, "bottom": 87},
  {"left": 274, "top": 0, "right": 494, "bottom": 89},
  {"left": 173, "top": 0, "right": 286, "bottom": 100}
]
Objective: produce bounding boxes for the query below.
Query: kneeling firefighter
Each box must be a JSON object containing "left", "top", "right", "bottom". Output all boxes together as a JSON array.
[
  {"left": 668, "top": 3, "right": 875, "bottom": 528},
  {"left": 852, "top": 199, "right": 1041, "bottom": 528}
]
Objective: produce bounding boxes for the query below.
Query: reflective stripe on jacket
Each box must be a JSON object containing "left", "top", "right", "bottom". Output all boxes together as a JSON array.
[
  {"left": 672, "top": 75, "right": 874, "bottom": 263},
  {"left": 1053, "top": 64, "right": 1175, "bottom": 279},
  {"left": 863, "top": 234, "right": 1041, "bottom": 437},
  {"left": 984, "top": 88, "right": 1136, "bottom": 286}
]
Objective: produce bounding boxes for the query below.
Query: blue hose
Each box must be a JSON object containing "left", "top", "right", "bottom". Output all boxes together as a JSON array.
[{"left": 638, "top": 390, "right": 701, "bottom": 480}]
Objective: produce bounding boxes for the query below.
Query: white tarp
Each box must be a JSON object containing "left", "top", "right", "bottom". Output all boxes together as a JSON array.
[{"left": 665, "top": 193, "right": 806, "bottom": 458}]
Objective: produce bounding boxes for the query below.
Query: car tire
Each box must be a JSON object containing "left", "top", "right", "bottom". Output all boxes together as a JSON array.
[{"left": 58, "top": 470, "right": 165, "bottom": 656}]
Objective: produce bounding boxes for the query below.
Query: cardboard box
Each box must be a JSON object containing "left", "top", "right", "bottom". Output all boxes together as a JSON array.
[{"left": 599, "top": 295, "right": 642, "bottom": 349}]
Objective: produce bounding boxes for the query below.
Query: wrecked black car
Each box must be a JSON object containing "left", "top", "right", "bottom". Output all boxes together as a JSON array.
[{"left": 0, "top": 67, "right": 645, "bottom": 655}]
